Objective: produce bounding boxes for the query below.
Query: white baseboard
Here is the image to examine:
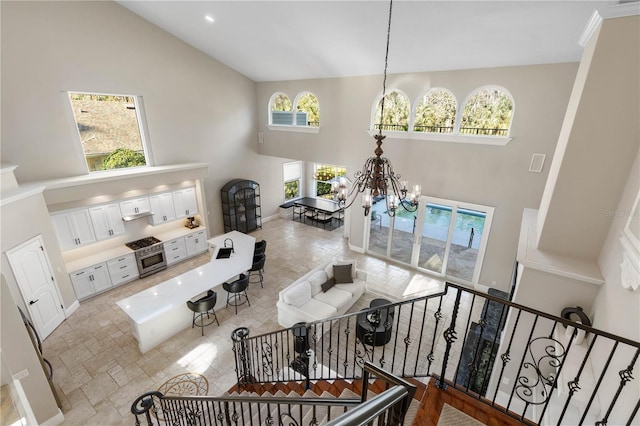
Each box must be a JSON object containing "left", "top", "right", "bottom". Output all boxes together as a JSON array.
[
  {"left": 348, "top": 243, "right": 365, "bottom": 253},
  {"left": 65, "top": 300, "right": 79, "bottom": 317}
]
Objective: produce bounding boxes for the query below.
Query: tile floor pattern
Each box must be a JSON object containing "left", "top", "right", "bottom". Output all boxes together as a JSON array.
[{"left": 42, "top": 217, "right": 470, "bottom": 425}]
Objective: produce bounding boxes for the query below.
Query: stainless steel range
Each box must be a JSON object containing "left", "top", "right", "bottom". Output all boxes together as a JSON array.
[{"left": 126, "top": 236, "right": 167, "bottom": 278}]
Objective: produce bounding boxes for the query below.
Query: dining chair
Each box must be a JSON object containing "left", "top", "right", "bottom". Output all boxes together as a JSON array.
[
  {"left": 292, "top": 204, "right": 305, "bottom": 222},
  {"left": 304, "top": 208, "right": 318, "bottom": 224},
  {"left": 316, "top": 211, "right": 333, "bottom": 229}
]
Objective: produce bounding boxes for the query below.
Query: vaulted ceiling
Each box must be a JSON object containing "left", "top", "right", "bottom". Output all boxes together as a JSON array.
[{"left": 118, "top": 1, "right": 617, "bottom": 82}]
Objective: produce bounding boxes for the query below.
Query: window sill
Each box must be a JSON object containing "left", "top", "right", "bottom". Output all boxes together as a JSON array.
[
  {"left": 366, "top": 130, "right": 512, "bottom": 146},
  {"left": 268, "top": 125, "right": 320, "bottom": 134}
]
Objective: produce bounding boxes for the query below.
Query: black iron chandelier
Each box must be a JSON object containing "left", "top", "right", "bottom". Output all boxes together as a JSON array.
[{"left": 332, "top": 0, "right": 420, "bottom": 217}]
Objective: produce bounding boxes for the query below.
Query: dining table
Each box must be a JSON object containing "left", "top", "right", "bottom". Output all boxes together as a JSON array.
[
  {"left": 293, "top": 197, "right": 343, "bottom": 214},
  {"left": 116, "top": 230, "right": 255, "bottom": 353}
]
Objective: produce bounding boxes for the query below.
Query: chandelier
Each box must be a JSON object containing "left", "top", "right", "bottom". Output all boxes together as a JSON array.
[{"left": 332, "top": 0, "right": 420, "bottom": 217}]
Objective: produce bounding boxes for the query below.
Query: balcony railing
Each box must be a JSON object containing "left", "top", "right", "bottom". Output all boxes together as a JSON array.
[
  {"left": 231, "top": 283, "right": 639, "bottom": 425},
  {"left": 375, "top": 123, "right": 508, "bottom": 136}
]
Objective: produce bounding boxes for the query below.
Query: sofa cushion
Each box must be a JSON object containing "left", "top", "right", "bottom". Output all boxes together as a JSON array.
[
  {"left": 333, "top": 264, "right": 353, "bottom": 284},
  {"left": 334, "top": 282, "right": 362, "bottom": 296},
  {"left": 298, "top": 298, "right": 338, "bottom": 320},
  {"left": 314, "top": 288, "right": 353, "bottom": 312},
  {"left": 308, "top": 270, "right": 328, "bottom": 296},
  {"left": 321, "top": 277, "right": 335, "bottom": 292},
  {"left": 283, "top": 280, "right": 312, "bottom": 307}
]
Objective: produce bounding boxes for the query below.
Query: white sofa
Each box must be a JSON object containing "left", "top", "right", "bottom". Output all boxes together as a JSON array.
[{"left": 277, "top": 259, "right": 367, "bottom": 328}]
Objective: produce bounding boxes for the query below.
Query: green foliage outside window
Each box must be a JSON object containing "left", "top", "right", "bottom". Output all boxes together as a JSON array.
[
  {"left": 414, "top": 89, "right": 457, "bottom": 133},
  {"left": 315, "top": 164, "right": 347, "bottom": 199},
  {"left": 284, "top": 180, "right": 299, "bottom": 201},
  {"left": 102, "top": 148, "right": 146, "bottom": 170},
  {"left": 461, "top": 88, "right": 512, "bottom": 135},
  {"left": 374, "top": 91, "right": 410, "bottom": 131},
  {"left": 296, "top": 93, "right": 320, "bottom": 126},
  {"left": 272, "top": 93, "right": 292, "bottom": 111}
]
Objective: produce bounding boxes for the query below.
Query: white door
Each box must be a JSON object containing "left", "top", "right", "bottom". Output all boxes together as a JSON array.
[{"left": 7, "top": 236, "right": 65, "bottom": 339}]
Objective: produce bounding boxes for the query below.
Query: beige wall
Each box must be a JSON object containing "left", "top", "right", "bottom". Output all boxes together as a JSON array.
[
  {"left": 257, "top": 63, "right": 579, "bottom": 290},
  {"left": 537, "top": 15, "right": 640, "bottom": 259},
  {"left": 0, "top": 0, "right": 289, "bottom": 237}
]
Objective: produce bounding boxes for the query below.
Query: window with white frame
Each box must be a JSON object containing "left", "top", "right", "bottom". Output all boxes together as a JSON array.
[
  {"left": 314, "top": 164, "right": 347, "bottom": 199},
  {"left": 374, "top": 90, "right": 410, "bottom": 132},
  {"left": 414, "top": 88, "right": 457, "bottom": 134},
  {"left": 283, "top": 161, "right": 302, "bottom": 201},
  {"left": 460, "top": 87, "right": 513, "bottom": 136},
  {"left": 68, "top": 92, "right": 150, "bottom": 172},
  {"left": 270, "top": 93, "right": 293, "bottom": 125},
  {"left": 270, "top": 92, "right": 320, "bottom": 128},
  {"left": 295, "top": 92, "right": 320, "bottom": 127}
]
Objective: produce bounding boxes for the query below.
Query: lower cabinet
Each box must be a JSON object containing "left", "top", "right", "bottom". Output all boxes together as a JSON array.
[
  {"left": 70, "top": 263, "right": 112, "bottom": 300},
  {"left": 165, "top": 237, "right": 187, "bottom": 266},
  {"left": 107, "top": 253, "right": 138, "bottom": 286},
  {"left": 185, "top": 229, "right": 207, "bottom": 256}
]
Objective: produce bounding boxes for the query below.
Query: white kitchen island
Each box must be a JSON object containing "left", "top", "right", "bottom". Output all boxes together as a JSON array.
[{"left": 116, "top": 230, "right": 255, "bottom": 353}]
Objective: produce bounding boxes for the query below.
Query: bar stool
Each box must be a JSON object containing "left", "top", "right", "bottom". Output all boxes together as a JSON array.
[
  {"left": 186, "top": 290, "right": 219, "bottom": 336},
  {"left": 248, "top": 253, "right": 266, "bottom": 288},
  {"left": 254, "top": 239, "right": 267, "bottom": 256},
  {"left": 223, "top": 274, "right": 250, "bottom": 315}
]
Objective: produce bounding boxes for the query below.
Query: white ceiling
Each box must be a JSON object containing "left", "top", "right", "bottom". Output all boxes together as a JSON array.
[{"left": 117, "top": 0, "right": 618, "bottom": 82}]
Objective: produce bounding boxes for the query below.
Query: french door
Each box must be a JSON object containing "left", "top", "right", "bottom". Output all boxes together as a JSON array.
[{"left": 367, "top": 196, "right": 493, "bottom": 285}]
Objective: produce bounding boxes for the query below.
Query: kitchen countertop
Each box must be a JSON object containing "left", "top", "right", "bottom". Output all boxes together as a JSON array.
[
  {"left": 116, "top": 230, "right": 255, "bottom": 325},
  {"left": 65, "top": 226, "right": 207, "bottom": 273}
]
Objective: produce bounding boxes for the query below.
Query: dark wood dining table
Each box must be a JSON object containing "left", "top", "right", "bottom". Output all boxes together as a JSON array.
[{"left": 293, "top": 197, "right": 343, "bottom": 214}]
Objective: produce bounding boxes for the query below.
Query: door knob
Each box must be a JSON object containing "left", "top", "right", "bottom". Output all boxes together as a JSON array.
[{"left": 29, "top": 299, "right": 39, "bottom": 305}]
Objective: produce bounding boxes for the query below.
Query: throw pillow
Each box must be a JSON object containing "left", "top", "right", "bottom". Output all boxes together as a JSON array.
[
  {"left": 321, "top": 277, "right": 335, "bottom": 293},
  {"left": 333, "top": 264, "right": 353, "bottom": 284},
  {"left": 308, "top": 271, "right": 328, "bottom": 296}
]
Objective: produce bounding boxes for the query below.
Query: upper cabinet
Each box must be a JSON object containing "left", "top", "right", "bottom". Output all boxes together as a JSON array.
[
  {"left": 149, "top": 192, "right": 177, "bottom": 225},
  {"left": 52, "top": 209, "right": 97, "bottom": 250},
  {"left": 119, "top": 197, "right": 151, "bottom": 219},
  {"left": 89, "top": 203, "right": 126, "bottom": 241},
  {"left": 221, "top": 179, "right": 262, "bottom": 233},
  {"left": 173, "top": 187, "right": 198, "bottom": 219}
]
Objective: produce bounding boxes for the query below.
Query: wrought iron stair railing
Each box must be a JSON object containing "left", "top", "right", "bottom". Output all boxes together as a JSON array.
[
  {"left": 131, "top": 362, "right": 415, "bottom": 426},
  {"left": 232, "top": 283, "right": 639, "bottom": 425}
]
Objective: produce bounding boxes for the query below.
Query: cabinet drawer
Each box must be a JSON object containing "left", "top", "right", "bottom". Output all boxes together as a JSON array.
[
  {"left": 165, "top": 238, "right": 186, "bottom": 251},
  {"left": 110, "top": 269, "right": 138, "bottom": 286},
  {"left": 107, "top": 254, "right": 136, "bottom": 268},
  {"left": 166, "top": 247, "right": 187, "bottom": 265}
]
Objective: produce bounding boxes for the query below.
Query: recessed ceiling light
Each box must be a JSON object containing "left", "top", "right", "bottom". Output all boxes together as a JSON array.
[{"left": 205, "top": 15, "right": 214, "bottom": 23}]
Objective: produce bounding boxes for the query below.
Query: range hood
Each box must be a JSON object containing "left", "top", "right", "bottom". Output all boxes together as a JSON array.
[{"left": 122, "top": 211, "right": 154, "bottom": 222}]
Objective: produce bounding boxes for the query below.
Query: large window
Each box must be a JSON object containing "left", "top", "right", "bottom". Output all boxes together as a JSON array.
[
  {"left": 414, "top": 88, "right": 457, "bottom": 134},
  {"left": 460, "top": 87, "right": 513, "bottom": 136},
  {"left": 374, "top": 90, "right": 410, "bottom": 131},
  {"left": 283, "top": 161, "right": 302, "bottom": 201},
  {"left": 270, "top": 93, "right": 293, "bottom": 125},
  {"left": 314, "top": 164, "right": 347, "bottom": 199},
  {"left": 69, "top": 92, "right": 149, "bottom": 172}
]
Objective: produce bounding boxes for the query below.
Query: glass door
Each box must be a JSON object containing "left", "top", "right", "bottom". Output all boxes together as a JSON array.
[{"left": 366, "top": 195, "right": 493, "bottom": 286}]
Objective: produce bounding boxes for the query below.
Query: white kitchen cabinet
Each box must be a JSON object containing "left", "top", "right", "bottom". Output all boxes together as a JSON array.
[
  {"left": 173, "top": 187, "right": 198, "bottom": 219},
  {"left": 149, "top": 192, "right": 177, "bottom": 225},
  {"left": 89, "top": 203, "right": 126, "bottom": 241},
  {"left": 52, "top": 209, "right": 97, "bottom": 250},
  {"left": 185, "top": 229, "right": 208, "bottom": 256},
  {"left": 164, "top": 236, "right": 187, "bottom": 265},
  {"left": 119, "top": 197, "right": 151, "bottom": 218},
  {"left": 107, "top": 253, "right": 138, "bottom": 286},
  {"left": 70, "top": 262, "right": 111, "bottom": 300}
]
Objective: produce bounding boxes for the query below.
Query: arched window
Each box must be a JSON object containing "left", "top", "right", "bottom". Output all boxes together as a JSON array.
[
  {"left": 413, "top": 88, "right": 457, "bottom": 134},
  {"left": 294, "top": 92, "right": 320, "bottom": 127},
  {"left": 270, "top": 93, "right": 293, "bottom": 125},
  {"left": 460, "top": 87, "right": 513, "bottom": 136},
  {"left": 374, "top": 90, "right": 410, "bottom": 132}
]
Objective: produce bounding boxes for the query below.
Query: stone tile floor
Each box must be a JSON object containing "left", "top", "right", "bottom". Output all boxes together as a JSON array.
[{"left": 43, "top": 217, "right": 468, "bottom": 425}]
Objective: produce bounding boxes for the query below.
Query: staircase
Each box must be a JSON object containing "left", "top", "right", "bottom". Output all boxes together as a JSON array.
[{"left": 132, "top": 282, "right": 639, "bottom": 425}]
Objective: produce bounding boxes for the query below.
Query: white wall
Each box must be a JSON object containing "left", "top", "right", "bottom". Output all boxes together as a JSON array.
[{"left": 256, "top": 63, "right": 579, "bottom": 290}]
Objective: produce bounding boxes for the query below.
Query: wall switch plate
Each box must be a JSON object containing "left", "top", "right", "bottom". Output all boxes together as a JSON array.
[
  {"left": 258, "top": 132, "right": 264, "bottom": 144},
  {"left": 529, "top": 153, "right": 546, "bottom": 173}
]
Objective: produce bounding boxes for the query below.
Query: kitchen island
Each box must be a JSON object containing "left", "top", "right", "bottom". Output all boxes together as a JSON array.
[{"left": 116, "top": 230, "right": 255, "bottom": 353}]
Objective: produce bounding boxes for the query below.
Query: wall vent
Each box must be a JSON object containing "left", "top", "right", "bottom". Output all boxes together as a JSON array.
[{"left": 529, "top": 153, "right": 546, "bottom": 173}]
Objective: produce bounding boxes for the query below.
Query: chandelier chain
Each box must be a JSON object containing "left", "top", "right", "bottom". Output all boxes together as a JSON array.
[{"left": 379, "top": 0, "right": 393, "bottom": 136}]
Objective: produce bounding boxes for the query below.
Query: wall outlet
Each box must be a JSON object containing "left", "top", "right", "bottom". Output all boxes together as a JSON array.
[
  {"left": 502, "top": 377, "right": 510, "bottom": 386},
  {"left": 13, "top": 369, "right": 29, "bottom": 380}
]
